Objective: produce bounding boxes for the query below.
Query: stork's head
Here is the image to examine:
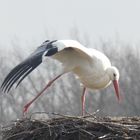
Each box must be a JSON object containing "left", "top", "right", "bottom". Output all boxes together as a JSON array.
[{"left": 106, "top": 66, "right": 120, "bottom": 101}]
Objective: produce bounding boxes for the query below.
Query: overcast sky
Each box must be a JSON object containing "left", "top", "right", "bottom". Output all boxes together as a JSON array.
[{"left": 0, "top": 0, "right": 140, "bottom": 48}]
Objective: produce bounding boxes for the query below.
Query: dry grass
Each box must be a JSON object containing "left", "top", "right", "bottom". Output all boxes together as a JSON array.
[{"left": 1, "top": 113, "right": 140, "bottom": 140}]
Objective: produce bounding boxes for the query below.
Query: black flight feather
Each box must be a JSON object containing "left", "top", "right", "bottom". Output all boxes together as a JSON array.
[{"left": 1, "top": 40, "right": 58, "bottom": 93}]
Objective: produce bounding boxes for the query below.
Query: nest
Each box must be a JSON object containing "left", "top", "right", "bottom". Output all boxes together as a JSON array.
[{"left": 1, "top": 113, "right": 140, "bottom": 140}]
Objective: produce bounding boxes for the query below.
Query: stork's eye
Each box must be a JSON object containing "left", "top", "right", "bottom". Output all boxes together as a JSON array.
[{"left": 113, "top": 73, "right": 116, "bottom": 77}]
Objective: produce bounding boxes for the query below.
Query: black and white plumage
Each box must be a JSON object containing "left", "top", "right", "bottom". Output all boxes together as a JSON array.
[
  {"left": 1, "top": 40, "right": 57, "bottom": 92},
  {"left": 1, "top": 40, "right": 120, "bottom": 115}
]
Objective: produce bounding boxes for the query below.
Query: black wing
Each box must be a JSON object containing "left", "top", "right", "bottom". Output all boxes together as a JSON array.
[{"left": 1, "top": 40, "right": 58, "bottom": 93}]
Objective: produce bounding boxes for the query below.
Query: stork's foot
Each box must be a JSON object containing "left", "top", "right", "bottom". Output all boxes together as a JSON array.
[
  {"left": 82, "top": 109, "right": 85, "bottom": 116},
  {"left": 22, "top": 103, "right": 31, "bottom": 117}
]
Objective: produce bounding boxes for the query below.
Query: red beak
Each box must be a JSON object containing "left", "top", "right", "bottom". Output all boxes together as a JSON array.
[{"left": 113, "top": 80, "right": 120, "bottom": 101}]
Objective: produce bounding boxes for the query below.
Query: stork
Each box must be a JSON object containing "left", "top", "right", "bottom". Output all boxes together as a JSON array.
[{"left": 1, "top": 40, "right": 120, "bottom": 115}]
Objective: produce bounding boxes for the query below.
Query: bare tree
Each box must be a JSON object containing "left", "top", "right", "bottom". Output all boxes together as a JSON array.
[{"left": 0, "top": 31, "right": 140, "bottom": 123}]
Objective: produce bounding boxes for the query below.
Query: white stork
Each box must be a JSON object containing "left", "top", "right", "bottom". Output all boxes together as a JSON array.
[{"left": 1, "top": 40, "right": 120, "bottom": 115}]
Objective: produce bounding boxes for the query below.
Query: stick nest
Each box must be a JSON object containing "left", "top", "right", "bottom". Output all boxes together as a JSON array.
[{"left": 1, "top": 113, "right": 140, "bottom": 140}]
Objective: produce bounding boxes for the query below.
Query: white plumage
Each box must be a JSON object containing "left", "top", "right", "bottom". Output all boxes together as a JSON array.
[
  {"left": 52, "top": 40, "right": 119, "bottom": 89},
  {"left": 1, "top": 40, "right": 120, "bottom": 115}
]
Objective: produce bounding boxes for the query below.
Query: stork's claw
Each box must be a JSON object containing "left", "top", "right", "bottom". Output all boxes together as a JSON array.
[{"left": 23, "top": 103, "right": 31, "bottom": 117}]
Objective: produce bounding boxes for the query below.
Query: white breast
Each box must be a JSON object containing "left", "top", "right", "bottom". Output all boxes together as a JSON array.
[{"left": 72, "top": 48, "right": 112, "bottom": 89}]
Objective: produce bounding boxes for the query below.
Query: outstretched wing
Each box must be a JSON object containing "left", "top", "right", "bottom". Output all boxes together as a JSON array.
[
  {"left": 1, "top": 40, "right": 57, "bottom": 93},
  {"left": 1, "top": 39, "right": 91, "bottom": 93}
]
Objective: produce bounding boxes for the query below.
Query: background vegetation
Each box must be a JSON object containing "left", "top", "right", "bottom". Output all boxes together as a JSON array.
[{"left": 0, "top": 31, "right": 140, "bottom": 124}]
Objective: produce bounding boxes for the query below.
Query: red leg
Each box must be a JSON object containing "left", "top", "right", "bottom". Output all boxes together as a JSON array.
[
  {"left": 23, "top": 73, "right": 64, "bottom": 116},
  {"left": 81, "top": 87, "right": 86, "bottom": 116}
]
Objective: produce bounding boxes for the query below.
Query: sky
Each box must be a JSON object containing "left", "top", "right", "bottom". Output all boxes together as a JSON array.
[{"left": 0, "top": 0, "right": 140, "bottom": 49}]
